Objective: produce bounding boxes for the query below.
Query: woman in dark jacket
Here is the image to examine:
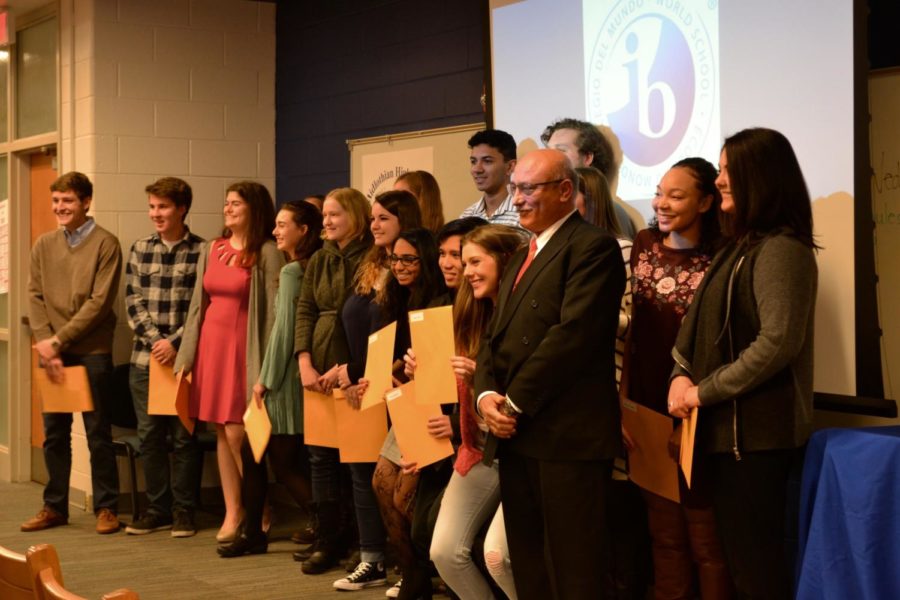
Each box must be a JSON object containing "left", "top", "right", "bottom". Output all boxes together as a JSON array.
[
  {"left": 294, "top": 187, "right": 373, "bottom": 574},
  {"left": 668, "top": 128, "right": 818, "bottom": 599}
]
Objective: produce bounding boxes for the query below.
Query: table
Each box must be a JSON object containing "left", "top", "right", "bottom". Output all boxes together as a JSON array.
[{"left": 796, "top": 426, "right": 900, "bottom": 599}]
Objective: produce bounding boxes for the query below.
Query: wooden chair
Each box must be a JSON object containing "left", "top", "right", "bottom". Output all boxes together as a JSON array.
[
  {"left": 0, "top": 543, "right": 35, "bottom": 600},
  {"left": 25, "top": 544, "right": 139, "bottom": 600}
]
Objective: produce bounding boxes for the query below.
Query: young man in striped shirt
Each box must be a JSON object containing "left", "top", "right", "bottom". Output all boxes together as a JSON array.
[
  {"left": 124, "top": 177, "right": 204, "bottom": 538},
  {"left": 459, "top": 129, "right": 522, "bottom": 231}
]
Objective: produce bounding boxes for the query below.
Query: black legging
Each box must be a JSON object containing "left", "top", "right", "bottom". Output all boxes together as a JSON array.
[{"left": 241, "top": 434, "right": 312, "bottom": 536}]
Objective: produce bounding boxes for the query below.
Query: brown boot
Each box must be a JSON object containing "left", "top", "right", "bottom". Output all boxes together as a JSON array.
[
  {"left": 684, "top": 505, "right": 733, "bottom": 600},
  {"left": 644, "top": 491, "right": 694, "bottom": 600}
]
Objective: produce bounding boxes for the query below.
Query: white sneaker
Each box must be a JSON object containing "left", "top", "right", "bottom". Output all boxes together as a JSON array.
[
  {"left": 333, "top": 561, "right": 387, "bottom": 591},
  {"left": 385, "top": 579, "right": 402, "bottom": 598}
]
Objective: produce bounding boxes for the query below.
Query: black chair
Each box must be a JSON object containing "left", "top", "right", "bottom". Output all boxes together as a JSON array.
[
  {"left": 107, "top": 364, "right": 218, "bottom": 516},
  {"left": 107, "top": 364, "right": 142, "bottom": 515}
]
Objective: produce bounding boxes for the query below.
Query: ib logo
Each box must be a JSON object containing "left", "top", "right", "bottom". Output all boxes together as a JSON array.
[{"left": 587, "top": 1, "right": 717, "bottom": 191}]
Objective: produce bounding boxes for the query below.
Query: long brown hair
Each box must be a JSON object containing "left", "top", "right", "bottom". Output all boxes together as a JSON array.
[
  {"left": 355, "top": 190, "right": 422, "bottom": 296},
  {"left": 721, "top": 128, "right": 817, "bottom": 248},
  {"left": 453, "top": 225, "right": 526, "bottom": 357},
  {"left": 396, "top": 170, "right": 445, "bottom": 233},
  {"left": 576, "top": 167, "right": 622, "bottom": 237},
  {"left": 224, "top": 180, "right": 276, "bottom": 267}
]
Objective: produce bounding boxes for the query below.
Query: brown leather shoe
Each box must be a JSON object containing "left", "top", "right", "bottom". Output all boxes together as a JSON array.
[
  {"left": 21, "top": 507, "right": 68, "bottom": 532},
  {"left": 96, "top": 508, "right": 120, "bottom": 534}
]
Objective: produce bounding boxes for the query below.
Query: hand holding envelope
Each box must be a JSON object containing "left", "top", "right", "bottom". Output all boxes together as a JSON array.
[
  {"left": 360, "top": 322, "right": 397, "bottom": 410},
  {"left": 621, "top": 398, "right": 680, "bottom": 503},
  {"left": 148, "top": 356, "right": 178, "bottom": 416},
  {"left": 35, "top": 365, "right": 93, "bottom": 413},
  {"left": 386, "top": 382, "right": 453, "bottom": 470},
  {"left": 244, "top": 391, "right": 272, "bottom": 464},
  {"left": 409, "top": 306, "right": 457, "bottom": 405}
]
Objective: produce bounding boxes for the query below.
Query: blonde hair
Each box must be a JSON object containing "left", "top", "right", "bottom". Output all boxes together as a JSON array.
[{"left": 326, "top": 187, "right": 371, "bottom": 242}]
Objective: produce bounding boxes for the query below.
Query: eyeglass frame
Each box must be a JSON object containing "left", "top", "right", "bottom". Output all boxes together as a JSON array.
[
  {"left": 507, "top": 179, "right": 565, "bottom": 197},
  {"left": 389, "top": 253, "right": 421, "bottom": 267}
]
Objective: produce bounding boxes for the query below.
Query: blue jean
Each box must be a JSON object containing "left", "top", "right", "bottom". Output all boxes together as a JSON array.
[
  {"left": 129, "top": 365, "right": 200, "bottom": 517},
  {"left": 308, "top": 444, "right": 386, "bottom": 561},
  {"left": 431, "top": 461, "right": 516, "bottom": 599},
  {"left": 42, "top": 353, "right": 118, "bottom": 517}
]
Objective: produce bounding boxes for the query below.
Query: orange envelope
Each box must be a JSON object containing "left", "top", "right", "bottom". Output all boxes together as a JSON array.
[
  {"left": 304, "top": 389, "right": 338, "bottom": 448},
  {"left": 680, "top": 406, "right": 699, "bottom": 488},
  {"left": 243, "top": 393, "right": 272, "bottom": 464},
  {"left": 621, "top": 399, "right": 680, "bottom": 503},
  {"left": 148, "top": 356, "right": 178, "bottom": 416},
  {"left": 386, "top": 382, "right": 453, "bottom": 469},
  {"left": 174, "top": 370, "right": 194, "bottom": 434},
  {"left": 335, "top": 395, "right": 387, "bottom": 463},
  {"left": 36, "top": 366, "right": 93, "bottom": 413},
  {"left": 409, "top": 306, "right": 457, "bottom": 405},
  {"left": 360, "top": 321, "right": 397, "bottom": 410}
]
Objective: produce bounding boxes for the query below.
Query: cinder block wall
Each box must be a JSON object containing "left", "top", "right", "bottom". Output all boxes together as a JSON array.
[{"left": 57, "top": 0, "right": 275, "bottom": 505}]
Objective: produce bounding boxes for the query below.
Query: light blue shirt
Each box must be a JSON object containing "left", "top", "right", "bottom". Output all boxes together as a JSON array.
[{"left": 63, "top": 217, "right": 97, "bottom": 248}]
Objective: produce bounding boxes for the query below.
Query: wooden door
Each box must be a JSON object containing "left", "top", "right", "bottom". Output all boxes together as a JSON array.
[{"left": 30, "top": 153, "right": 57, "bottom": 449}]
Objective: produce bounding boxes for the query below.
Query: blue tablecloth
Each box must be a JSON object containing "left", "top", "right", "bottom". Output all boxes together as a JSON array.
[{"left": 796, "top": 426, "right": 900, "bottom": 599}]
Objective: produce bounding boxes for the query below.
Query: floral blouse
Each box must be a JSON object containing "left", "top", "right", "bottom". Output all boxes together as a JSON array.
[{"left": 627, "top": 228, "right": 712, "bottom": 414}]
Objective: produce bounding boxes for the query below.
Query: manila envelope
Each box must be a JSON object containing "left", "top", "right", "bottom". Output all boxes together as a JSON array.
[
  {"left": 243, "top": 393, "right": 272, "bottom": 464},
  {"left": 335, "top": 394, "right": 387, "bottom": 463},
  {"left": 148, "top": 356, "right": 178, "bottom": 416},
  {"left": 304, "top": 389, "right": 338, "bottom": 448},
  {"left": 360, "top": 321, "right": 397, "bottom": 411},
  {"left": 680, "top": 406, "right": 699, "bottom": 488},
  {"left": 409, "top": 305, "right": 457, "bottom": 405},
  {"left": 174, "top": 369, "right": 194, "bottom": 434},
  {"left": 621, "top": 399, "right": 680, "bottom": 503},
  {"left": 36, "top": 366, "right": 94, "bottom": 413},
  {"left": 386, "top": 382, "right": 453, "bottom": 469}
]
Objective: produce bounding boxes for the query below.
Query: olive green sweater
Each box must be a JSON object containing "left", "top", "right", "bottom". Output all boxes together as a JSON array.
[{"left": 28, "top": 226, "right": 123, "bottom": 355}]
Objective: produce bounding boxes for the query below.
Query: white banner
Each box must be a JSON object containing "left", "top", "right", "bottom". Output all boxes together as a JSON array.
[{"left": 360, "top": 147, "right": 434, "bottom": 202}]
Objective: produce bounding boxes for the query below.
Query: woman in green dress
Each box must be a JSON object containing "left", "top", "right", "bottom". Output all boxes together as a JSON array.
[{"left": 219, "top": 200, "right": 324, "bottom": 557}]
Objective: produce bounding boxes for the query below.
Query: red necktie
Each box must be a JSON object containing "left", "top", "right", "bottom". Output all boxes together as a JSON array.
[{"left": 513, "top": 237, "right": 538, "bottom": 290}]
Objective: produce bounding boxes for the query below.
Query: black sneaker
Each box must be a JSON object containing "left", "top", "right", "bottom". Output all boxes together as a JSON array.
[
  {"left": 171, "top": 509, "right": 197, "bottom": 538},
  {"left": 125, "top": 512, "right": 172, "bottom": 535},
  {"left": 333, "top": 561, "right": 387, "bottom": 591}
]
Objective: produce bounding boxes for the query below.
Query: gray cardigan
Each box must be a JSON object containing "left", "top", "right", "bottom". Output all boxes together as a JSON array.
[
  {"left": 174, "top": 239, "right": 284, "bottom": 406},
  {"left": 673, "top": 231, "right": 817, "bottom": 455}
]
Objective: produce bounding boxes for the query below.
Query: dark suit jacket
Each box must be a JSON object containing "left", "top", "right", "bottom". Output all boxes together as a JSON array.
[{"left": 475, "top": 212, "right": 625, "bottom": 461}]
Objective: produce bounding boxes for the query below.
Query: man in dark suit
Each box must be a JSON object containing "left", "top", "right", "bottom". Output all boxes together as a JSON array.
[{"left": 477, "top": 149, "right": 625, "bottom": 599}]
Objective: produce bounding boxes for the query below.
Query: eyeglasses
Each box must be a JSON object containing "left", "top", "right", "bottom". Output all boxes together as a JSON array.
[
  {"left": 389, "top": 254, "right": 420, "bottom": 267},
  {"left": 507, "top": 179, "right": 564, "bottom": 197}
]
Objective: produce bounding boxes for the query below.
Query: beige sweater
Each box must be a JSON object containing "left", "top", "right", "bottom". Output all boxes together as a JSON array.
[{"left": 28, "top": 226, "right": 122, "bottom": 355}]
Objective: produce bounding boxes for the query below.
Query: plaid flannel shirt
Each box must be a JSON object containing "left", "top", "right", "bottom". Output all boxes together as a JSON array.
[{"left": 125, "top": 229, "right": 204, "bottom": 367}]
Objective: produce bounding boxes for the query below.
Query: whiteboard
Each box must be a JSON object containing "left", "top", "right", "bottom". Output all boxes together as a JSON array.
[
  {"left": 870, "top": 68, "right": 900, "bottom": 403},
  {"left": 349, "top": 123, "right": 486, "bottom": 221}
]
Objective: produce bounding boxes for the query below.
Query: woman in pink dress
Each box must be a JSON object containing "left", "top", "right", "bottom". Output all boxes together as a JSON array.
[{"left": 175, "top": 181, "right": 282, "bottom": 542}]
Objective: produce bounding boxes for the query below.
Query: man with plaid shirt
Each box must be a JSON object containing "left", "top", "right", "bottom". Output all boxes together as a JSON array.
[{"left": 124, "top": 177, "right": 204, "bottom": 537}]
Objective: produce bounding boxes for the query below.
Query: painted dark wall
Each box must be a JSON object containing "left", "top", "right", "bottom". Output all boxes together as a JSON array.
[
  {"left": 276, "top": 0, "right": 486, "bottom": 200},
  {"left": 869, "top": 0, "right": 900, "bottom": 70}
]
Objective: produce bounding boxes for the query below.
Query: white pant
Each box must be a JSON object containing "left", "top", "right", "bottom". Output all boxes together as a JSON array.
[{"left": 431, "top": 461, "right": 517, "bottom": 599}]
